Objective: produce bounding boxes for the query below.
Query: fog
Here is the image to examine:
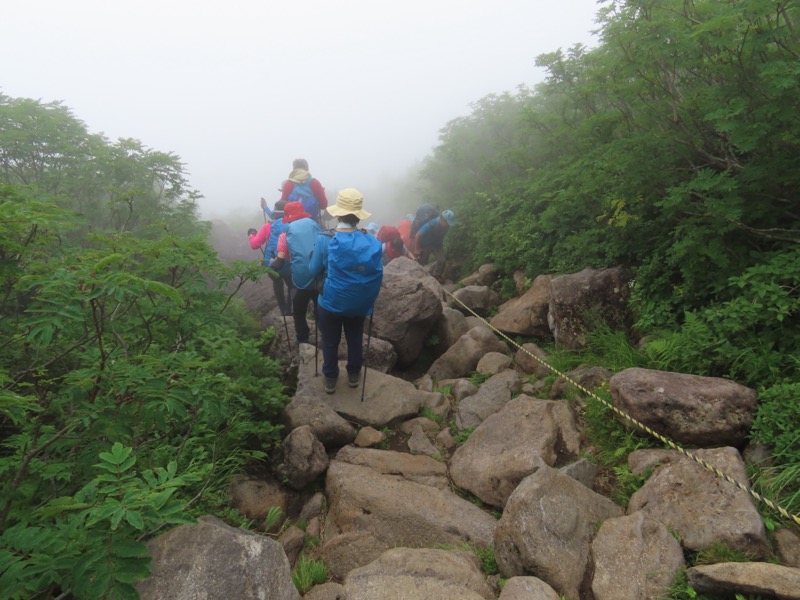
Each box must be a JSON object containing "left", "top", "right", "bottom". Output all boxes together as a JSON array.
[{"left": 2, "top": 0, "right": 599, "bottom": 226}]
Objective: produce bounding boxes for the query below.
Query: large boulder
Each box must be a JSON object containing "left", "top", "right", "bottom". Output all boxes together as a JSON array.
[
  {"left": 627, "top": 447, "right": 770, "bottom": 558},
  {"left": 455, "top": 370, "right": 522, "bottom": 430},
  {"left": 449, "top": 285, "right": 502, "bottom": 317},
  {"left": 610, "top": 368, "right": 758, "bottom": 447},
  {"left": 295, "top": 349, "right": 446, "bottom": 427},
  {"left": 334, "top": 445, "right": 449, "bottom": 490},
  {"left": 343, "top": 547, "right": 495, "bottom": 600},
  {"left": 461, "top": 263, "right": 499, "bottom": 288},
  {"left": 498, "top": 577, "right": 560, "bottom": 600},
  {"left": 433, "top": 306, "right": 470, "bottom": 354},
  {"left": 591, "top": 512, "right": 685, "bottom": 600},
  {"left": 428, "top": 326, "right": 508, "bottom": 381},
  {"left": 490, "top": 274, "right": 554, "bottom": 338},
  {"left": 494, "top": 465, "right": 623, "bottom": 599},
  {"left": 275, "top": 425, "right": 329, "bottom": 490},
  {"left": 137, "top": 516, "right": 299, "bottom": 600},
  {"left": 547, "top": 266, "right": 632, "bottom": 349},
  {"left": 372, "top": 257, "right": 444, "bottom": 367},
  {"left": 322, "top": 460, "right": 497, "bottom": 578},
  {"left": 450, "top": 397, "right": 581, "bottom": 508},
  {"left": 282, "top": 394, "right": 358, "bottom": 450},
  {"left": 688, "top": 562, "right": 800, "bottom": 600}
]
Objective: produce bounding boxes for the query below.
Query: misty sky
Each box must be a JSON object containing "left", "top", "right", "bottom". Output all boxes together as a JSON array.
[{"left": 2, "top": 0, "right": 600, "bottom": 224}]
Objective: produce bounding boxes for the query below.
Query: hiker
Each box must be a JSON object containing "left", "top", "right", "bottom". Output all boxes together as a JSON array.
[
  {"left": 279, "top": 158, "right": 328, "bottom": 225},
  {"left": 248, "top": 200, "right": 292, "bottom": 315},
  {"left": 365, "top": 222, "right": 380, "bottom": 237},
  {"left": 398, "top": 213, "right": 414, "bottom": 251},
  {"left": 308, "top": 188, "right": 383, "bottom": 394},
  {"left": 269, "top": 202, "right": 321, "bottom": 344},
  {"left": 414, "top": 209, "right": 455, "bottom": 281},
  {"left": 377, "top": 225, "right": 415, "bottom": 265}
]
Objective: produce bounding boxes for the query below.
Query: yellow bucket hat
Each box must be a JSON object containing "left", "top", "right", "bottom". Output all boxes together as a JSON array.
[{"left": 327, "top": 188, "right": 371, "bottom": 220}]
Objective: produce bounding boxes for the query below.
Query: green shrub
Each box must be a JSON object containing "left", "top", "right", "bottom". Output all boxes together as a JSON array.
[{"left": 292, "top": 556, "right": 328, "bottom": 595}]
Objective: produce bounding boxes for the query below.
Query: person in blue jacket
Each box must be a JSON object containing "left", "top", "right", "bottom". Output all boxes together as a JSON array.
[{"left": 308, "top": 188, "right": 383, "bottom": 394}]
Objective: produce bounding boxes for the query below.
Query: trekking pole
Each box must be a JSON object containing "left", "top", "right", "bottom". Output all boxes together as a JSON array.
[{"left": 360, "top": 310, "right": 374, "bottom": 402}]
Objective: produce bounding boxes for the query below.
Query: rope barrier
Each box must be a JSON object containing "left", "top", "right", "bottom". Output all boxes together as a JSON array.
[{"left": 442, "top": 287, "right": 800, "bottom": 527}]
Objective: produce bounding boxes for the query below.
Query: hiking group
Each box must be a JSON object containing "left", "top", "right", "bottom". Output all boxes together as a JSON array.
[{"left": 248, "top": 158, "right": 455, "bottom": 394}]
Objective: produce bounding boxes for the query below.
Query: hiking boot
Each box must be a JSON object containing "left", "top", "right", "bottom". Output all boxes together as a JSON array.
[
  {"left": 324, "top": 377, "right": 337, "bottom": 394},
  {"left": 348, "top": 372, "right": 361, "bottom": 388}
]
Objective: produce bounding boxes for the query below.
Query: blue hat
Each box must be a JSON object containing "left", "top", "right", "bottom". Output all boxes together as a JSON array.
[
  {"left": 405, "top": 213, "right": 414, "bottom": 221},
  {"left": 441, "top": 210, "right": 456, "bottom": 227},
  {"left": 366, "top": 222, "right": 379, "bottom": 234}
]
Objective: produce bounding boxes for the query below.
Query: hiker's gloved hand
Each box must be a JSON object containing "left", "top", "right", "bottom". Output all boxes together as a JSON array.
[
  {"left": 247, "top": 228, "right": 257, "bottom": 237},
  {"left": 260, "top": 197, "right": 267, "bottom": 210}
]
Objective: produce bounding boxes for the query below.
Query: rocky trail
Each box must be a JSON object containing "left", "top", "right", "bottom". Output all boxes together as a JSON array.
[{"left": 137, "top": 225, "right": 800, "bottom": 599}]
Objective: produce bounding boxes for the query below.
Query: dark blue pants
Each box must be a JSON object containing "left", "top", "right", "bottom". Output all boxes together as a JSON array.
[{"left": 316, "top": 305, "right": 365, "bottom": 379}]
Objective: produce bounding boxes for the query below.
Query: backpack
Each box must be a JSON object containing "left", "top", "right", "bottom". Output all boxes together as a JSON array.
[
  {"left": 376, "top": 225, "right": 401, "bottom": 243},
  {"left": 265, "top": 218, "right": 290, "bottom": 275},
  {"left": 287, "top": 178, "right": 319, "bottom": 220},
  {"left": 285, "top": 217, "right": 322, "bottom": 289},
  {"left": 322, "top": 231, "right": 383, "bottom": 317},
  {"left": 409, "top": 204, "right": 440, "bottom": 239}
]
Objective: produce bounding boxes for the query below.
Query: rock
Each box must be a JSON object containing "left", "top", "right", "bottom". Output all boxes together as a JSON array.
[
  {"left": 512, "top": 270, "right": 529, "bottom": 295},
  {"left": 435, "top": 428, "right": 456, "bottom": 450},
  {"left": 298, "top": 492, "right": 325, "bottom": 523},
  {"left": 277, "top": 425, "right": 329, "bottom": 491},
  {"left": 343, "top": 547, "right": 495, "bottom": 600},
  {"left": 549, "top": 365, "right": 612, "bottom": 400},
  {"left": 434, "top": 306, "right": 470, "bottom": 353},
  {"left": 354, "top": 427, "right": 385, "bottom": 447},
  {"left": 228, "top": 476, "right": 291, "bottom": 522},
  {"left": 399, "top": 417, "right": 440, "bottom": 435},
  {"left": 461, "top": 263, "right": 499, "bottom": 288},
  {"left": 489, "top": 274, "right": 553, "bottom": 338},
  {"left": 776, "top": 528, "right": 800, "bottom": 568},
  {"left": 334, "top": 445, "right": 449, "bottom": 490},
  {"left": 322, "top": 460, "right": 497, "bottom": 578},
  {"left": 456, "top": 370, "right": 522, "bottom": 430},
  {"left": 296, "top": 358, "right": 445, "bottom": 428},
  {"left": 451, "top": 397, "right": 581, "bottom": 508},
  {"left": 137, "top": 516, "right": 299, "bottom": 600},
  {"left": 559, "top": 458, "right": 598, "bottom": 490},
  {"left": 627, "top": 449, "right": 678, "bottom": 476},
  {"left": 476, "top": 351, "right": 513, "bottom": 375},
  {"left": 687, "top": 562, "right": 800, "bottom": 600},
  {"left": 282, "top": 394, "right": 357, "bottom": 450},
  {"left": 451, "top": 378, "right": 479, "bottom": 402},
  {"left": 303, "top": 582, "right": 347, "bottom": 600},
  {"left": 628, "top": 447, "right": 770, "bottom": 558},
  {"left": 513, "top": 343, "right": 551, "bottom": 379},
  {"left": 450, "top": 285, "right": 502, "bottom": 317},
  {"left": 547, "top": 266, "right": 632, "bottom": 349},
  {"left": 494, "top": 465, "right": 623, "bottom": 599},
  {"left": 372, "top": 258, "right": 444, "bottom": 367},
  {"left": 498, "top": 576, "right": 560, "bottom": 600},
  {"left": 407, "top": 424, "right": 439, "bottom": 456},
  {"left": 591, "top": 512, "right": 685, "bottom": 600},
  {"left": 428, "top": 326, "right": 507, "bottom": 381},
  {"left": 279, "top": 524, "right": 306, "bottom": 566},
  {"left": 610, "top": 368, "right": 758, "bottom": 447}
]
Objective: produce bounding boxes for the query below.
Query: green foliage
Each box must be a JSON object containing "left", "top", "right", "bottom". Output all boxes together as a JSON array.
[
  {"left": 692, "top": 541, "right": 754, "bottom": 566},
  {"left": 751, "top": 383, "right": 800, "bottom": 465},
  {"left": 474, "top": 546, "right": 498, "bottom": 575},
  {"left": 610, "top": 465, "right": 651, "bottom": 509},
  {"left": 453, "top": 427, "right": 475, "bottom": 447},
  {"left": 0, "top": 94, "right": 289, "bottom": 597},
  {"left": 291, "top": 556, "right": 328, "bottom": 595},
  {"left": 419, "top": 406, "right": 444, "bottom": 427},
  {"left": 468, "top": 372, "right": 492, "bottom": 386}
]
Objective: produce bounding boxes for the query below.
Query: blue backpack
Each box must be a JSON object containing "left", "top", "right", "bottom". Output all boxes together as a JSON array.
[
  {"left": 321, "top": 231, "right": 383, "bottom": 317},
  {"left": 285, "top": 217, "right": 322, "bottom": 290},
  {"left": 265, "top": 218, "right": 290, "bottom": 275},
  {"left": 287, "top": 178, "right": 320, "bottom": 221}
]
